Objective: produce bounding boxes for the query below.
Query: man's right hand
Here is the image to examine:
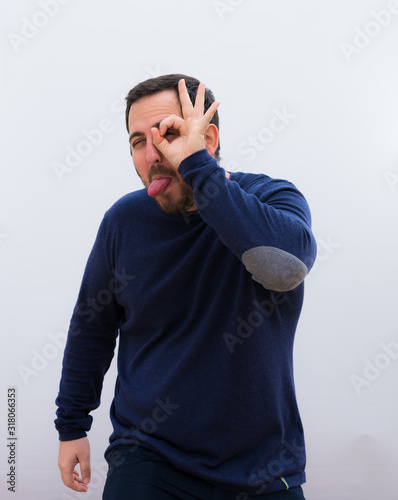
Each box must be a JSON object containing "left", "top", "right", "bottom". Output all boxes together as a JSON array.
[{"left": 58, "top": 437, "right": 91, "bottom": 492}]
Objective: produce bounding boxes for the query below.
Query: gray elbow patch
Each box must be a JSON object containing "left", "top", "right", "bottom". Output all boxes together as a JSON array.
[{"left": 242, "top": 246, "right": 308, "bottom": 292}]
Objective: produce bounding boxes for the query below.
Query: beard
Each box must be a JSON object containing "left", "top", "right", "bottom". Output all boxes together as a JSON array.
[
  {"left": 154, "top": 182, "right": 195, "bottom": 214},
  {"left": 137, "top": 164, "right": 196, "bottom": 215}
]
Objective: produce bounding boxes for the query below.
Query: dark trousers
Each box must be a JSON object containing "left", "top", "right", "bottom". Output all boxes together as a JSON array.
[{"left": 102, "top": 446, "right": 306, "bottom": 500}]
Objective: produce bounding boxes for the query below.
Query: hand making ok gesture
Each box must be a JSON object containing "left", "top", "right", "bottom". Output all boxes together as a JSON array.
[{"left": 150, "top": 79, "right": 220, "bottom": 169}]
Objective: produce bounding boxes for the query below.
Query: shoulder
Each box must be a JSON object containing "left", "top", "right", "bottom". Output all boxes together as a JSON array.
[
  {"left": 229, "top": 171, "right": 312, "bottom": 225},
  {"left": 103, "top": 189, "right": 153, "bottom": 221},
  {"left": 93, "top": 189, "right": 157, "bottom": 239},
  {"left": 229, "top": 171, "right": 301, "bottom": 199}
]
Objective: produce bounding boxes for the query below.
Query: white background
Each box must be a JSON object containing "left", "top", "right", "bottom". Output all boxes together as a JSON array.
[{"left": 1, "top": 1, "right": 397, "bottom": 499}]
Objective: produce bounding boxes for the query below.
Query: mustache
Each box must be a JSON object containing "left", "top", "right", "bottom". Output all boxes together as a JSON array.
[{"left": 148, "top": 164, "right": 178, "bottom": 183}]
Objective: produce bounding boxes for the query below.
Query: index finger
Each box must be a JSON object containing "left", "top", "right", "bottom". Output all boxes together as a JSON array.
[{"left": 61, "top": 468, "right": 88, "bottom": 492}]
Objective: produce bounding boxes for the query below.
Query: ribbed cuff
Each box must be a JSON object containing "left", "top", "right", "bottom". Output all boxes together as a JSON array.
[
  {"left": 178, "top": 149, "right": 220, "bottom": 189},
  {"left": 58, "top": 430, "right": 87, "bottom": 442}
]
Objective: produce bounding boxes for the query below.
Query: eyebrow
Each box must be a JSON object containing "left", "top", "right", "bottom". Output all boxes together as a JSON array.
[{"left": 129, "top": 122, "right": 161, "bottom": 144}]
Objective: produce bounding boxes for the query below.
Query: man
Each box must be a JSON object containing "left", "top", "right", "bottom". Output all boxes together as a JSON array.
[{"left": 55, "top": 74, "right": 317, "bottom": 499}]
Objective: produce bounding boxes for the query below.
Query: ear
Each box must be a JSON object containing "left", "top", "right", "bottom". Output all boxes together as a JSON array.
[{"left": 204, "top": 124, "right": 219, "bottom": 159}]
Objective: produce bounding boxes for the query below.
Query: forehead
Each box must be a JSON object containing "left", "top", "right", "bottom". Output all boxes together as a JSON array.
[{"left": 128, "top": 90, "right": 181, "bottom": 133}]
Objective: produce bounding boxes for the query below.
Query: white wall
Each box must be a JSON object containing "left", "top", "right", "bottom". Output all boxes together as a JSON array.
[{"left": 1, "top": 1, "right": 397, "bottom": 498}]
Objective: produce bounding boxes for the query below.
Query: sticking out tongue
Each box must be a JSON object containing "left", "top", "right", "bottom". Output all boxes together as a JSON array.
[{"left": 148, "top": 177, "right": 172, "bottom": 197}]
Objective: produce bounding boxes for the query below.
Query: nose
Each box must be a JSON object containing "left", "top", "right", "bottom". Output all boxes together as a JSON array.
[{"left": 146, "top": 136, "right": 162, "bottom": 165}]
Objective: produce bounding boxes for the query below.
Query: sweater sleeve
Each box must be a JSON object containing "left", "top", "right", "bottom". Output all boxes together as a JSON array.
[
  {"left": 178, "top": 149, "right": 317, "bottom": 292},
  {"left": 54, "top": 214, "right": 124, "bottom": 441}
]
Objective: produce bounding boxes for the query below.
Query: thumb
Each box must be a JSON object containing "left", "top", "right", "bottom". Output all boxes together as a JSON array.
[
  {"left": 151, "top": 127, "right": 169, "bottom": 156},
  {"left": 79, "top": 453, "right": 91, "bottom": 484}
]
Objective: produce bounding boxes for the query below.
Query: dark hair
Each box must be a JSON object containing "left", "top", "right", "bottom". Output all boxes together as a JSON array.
[{"left": 125, "top": 73, "right": 220, "bottom": 160}]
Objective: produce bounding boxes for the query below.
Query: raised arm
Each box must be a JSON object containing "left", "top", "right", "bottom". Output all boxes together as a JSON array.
[
  {"left": 180, "top": 152, "right": 316, "bottom": 291},
  {"left": 152, "top": 79, "right": 316, "bottom": 291}
]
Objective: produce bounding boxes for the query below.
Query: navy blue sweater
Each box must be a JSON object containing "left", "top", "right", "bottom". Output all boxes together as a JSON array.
[{"left": 55, "top": 150, "right": 317, "bottom": 495}]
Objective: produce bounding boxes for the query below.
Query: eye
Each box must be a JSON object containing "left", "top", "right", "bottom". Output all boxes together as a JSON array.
[
  {"left": 164, "top": 129, "right": 178, "bottom": 142},
  {"left": 132, "top": 139, "right": 145, "bottom": 149}
]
